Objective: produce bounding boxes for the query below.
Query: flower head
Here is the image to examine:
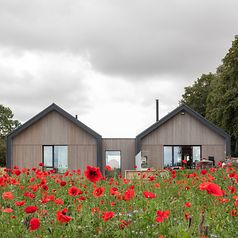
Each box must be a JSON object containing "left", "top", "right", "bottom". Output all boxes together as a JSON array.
[
  {"left": 29, "top": 218, "right": 40, "bottom": 231},
  {"left": 84, "top": 165, "right": 102, "bottom": 183},
  {"left": 102, "top": 211, "right": 114, "bottom": 222},
  {"left": 93, "top": 187, "right": 105, "bottom": 198}
]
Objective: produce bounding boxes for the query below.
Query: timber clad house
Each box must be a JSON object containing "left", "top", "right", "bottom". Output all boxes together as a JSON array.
[{"left": 6, "top": 103, "right": 231, "bottom": 175}]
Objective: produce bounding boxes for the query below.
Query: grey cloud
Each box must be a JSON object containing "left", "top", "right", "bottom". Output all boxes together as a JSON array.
[
  {"left": 0, "top": 0, "right": 237, "bottom": 79},
  {"left": 0, "top": 64, "right": 90, "bottom": 122}
]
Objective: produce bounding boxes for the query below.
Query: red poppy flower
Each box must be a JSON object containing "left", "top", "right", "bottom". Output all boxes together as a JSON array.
[
  {"left": 155, "top": 210, "right": 170, "bottom": 222},
  {"left": 14, "top": 200, "right": 25, "bottom": 206},
  {"left": 55, "top": 198, "right": 64, "bottom": 205},
  {"left": 201, "top": 169, "right": 207, "bottom": 175},
  {"left": 23, "top": 191, "right": 35, "bottom": 199},
  {"left": 56, "top": 208, "right": 72, "bottom": 223},
  {"left": 2, "top": 191, "right": 14, "bottom": 200},
  {"left": 123, "top": 188, "right": 135, "bottom": 201},
  {"left": 24, "top": 206, "right": 38, "bottom": 213},
  {"left": 105, "top": 165, "right": 112, "bottom": 171},
  {"left": 38, "top": 162, "right": 44, "bottom": 167},
  {"left": 3, "top": 208, "right": 13, "bottom": 213},
  {"left": 228, "top": 186, "right": 236, "bottom": 194},
  {"left": 93, "top": 187, "right": 105, "bottom": 198},
  {"left": 92, "top": 207, "right": 100, "bottom": 214},
  {"left": 182, "top": 160, "right": 187, "bottom": 164},
  {"left": 143, "top": 191, "right": 156, "bottom": 199},
  {"left": 84, "top": 165, "right": 102, "bottom": 183},
  {"left": 102, "top": 211, "right": 114, "bottom": 222},
  {"left": 184, "top": 202, "right": 191, "bottom": 207},
  {"left": 68, "top": 186, "right": 79, "bottom": 196},
  {"left": 206, "top": 183, "right": 223, "bottom": 196},
  {"left": 14, "top": 169, "right": 21, "bottom": 176},
  {"left": 199, "top": 182, "right": 223, "bottom": 196},
  {"left": 60, "top": 181, "right": 66, "bottom": 187},
  {"left": 29, "top": 218, "right": 40, "bottom": 231},
  {"left": 110, "top": 187, "right": 120, "bottom": 196},
  {"left": 230, "top": 209, "right": 237, "bottom": 216}
]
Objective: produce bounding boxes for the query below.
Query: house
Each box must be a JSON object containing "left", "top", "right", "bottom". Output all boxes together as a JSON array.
[
  {"left": 6, "top": 103, "right": 230, "bottom": 174},
  {"left": 136, "top": 104, "right": 230, "bottom": 169},
  {"left": 6, "top": 104, "right": 102, "bottom": 173}
]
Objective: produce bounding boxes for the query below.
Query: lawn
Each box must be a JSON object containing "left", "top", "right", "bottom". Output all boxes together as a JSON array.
[{"left": 0, "top": 164, "right": 237, "bottom": 238}]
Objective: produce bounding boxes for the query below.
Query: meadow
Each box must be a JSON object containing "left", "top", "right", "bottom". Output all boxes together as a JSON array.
[{"left": 0, "top": 163, "right": 237, "bottom": 238}]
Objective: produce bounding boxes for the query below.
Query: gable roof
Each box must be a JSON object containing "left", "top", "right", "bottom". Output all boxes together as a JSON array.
[
  {"left": 7, "top": 103, "right": 102, "bottom": 139},
  {"left": 135, "top": 104, "right": 231, "bottom": 155},
  {"left": 6, "top": 103, "right": 102, "bottom": 169}
]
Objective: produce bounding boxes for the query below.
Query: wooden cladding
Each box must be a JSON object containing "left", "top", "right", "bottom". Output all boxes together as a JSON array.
[
  {"left": 102, "top": 138, "right": 135, "bottom": 175},
  {"left": 12, "top": 111, "right": 97, "bottom": 171}
]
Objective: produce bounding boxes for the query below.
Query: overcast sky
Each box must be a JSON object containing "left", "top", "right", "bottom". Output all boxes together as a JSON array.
[{"left": 0, "top": 0, "right": 237, "bottom": 137}]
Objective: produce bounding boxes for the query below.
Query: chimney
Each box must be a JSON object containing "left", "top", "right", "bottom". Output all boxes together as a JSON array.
[
  {"left": 75, "top": 115, "right": 78, "bottom": 120},
  {"left": 156, "top": 99, "right": 159, "bottom": 122}
]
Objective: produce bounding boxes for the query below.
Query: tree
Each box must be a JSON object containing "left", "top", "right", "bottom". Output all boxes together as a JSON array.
[
  {"left": 180, "top": 73, "right": 215, "bottom": 117},
  {"left": 0, "top": 104, "right": 21, "bottom": 166},
  {"left": 180, "top": 36, "right": 238, "bottom": 156},
  {"left": 206, "top": 36, "right": 238, "bottom": 155}
]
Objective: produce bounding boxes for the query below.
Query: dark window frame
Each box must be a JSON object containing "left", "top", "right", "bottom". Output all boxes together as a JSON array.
[
  {"left": 42, "top": 145, "right": 68, "bottom": 170},
  {"left": 163, "top": 145, "right": 202, "bottom": 167}
]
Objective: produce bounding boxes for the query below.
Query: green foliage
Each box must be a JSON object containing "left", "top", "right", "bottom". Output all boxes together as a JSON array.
[
  {"left": 181, "top": 73, "right": 215, "bottom": 117},
  {"left": 0, "top": 104, "right": 21, "bottom": 166},
  {"left": 0, "top": 168, "right": 237, "bottom": 237},
  {"left": 181, "top": 35, "right": 238, "bottom": 156}
]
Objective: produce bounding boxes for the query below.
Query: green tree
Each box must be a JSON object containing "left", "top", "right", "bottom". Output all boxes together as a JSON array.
[
  {"left": 206, "top": 36, "right": 238, "bottom": 155},
  {"left": 180, "top": 35, "right": 238, "bottom": 156},
  {"left": 0, "top": 104, "right": 21, "bottom": 166},
  {"left": 180, "top": 73, "right": 215, "bottom": 117}
]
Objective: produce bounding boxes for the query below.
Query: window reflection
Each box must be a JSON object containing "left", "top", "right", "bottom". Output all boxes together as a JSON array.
[
  {"left": 174, "top": 146, "right": 182, "bottom": 166},
  {"left": 106, "top": 151, "right": 121, "bottom": 170},
  {"left": 164, "top": 146, "right": 172, "bottom": 167}
]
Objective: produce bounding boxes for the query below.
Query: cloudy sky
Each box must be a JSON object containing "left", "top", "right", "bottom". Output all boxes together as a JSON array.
[{"left": 0, "top": 0, "right": 237, "bottom": 137}]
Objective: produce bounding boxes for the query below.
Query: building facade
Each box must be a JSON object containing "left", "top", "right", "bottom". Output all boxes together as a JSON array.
[{"left": 6, "top": 103, "right": 230, "bottom": 174}]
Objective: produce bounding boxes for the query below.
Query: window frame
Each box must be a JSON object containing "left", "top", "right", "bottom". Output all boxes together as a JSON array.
[
  {"left": 163, "top": 145, "right": 202, "bottom": 167},
  {"left": 105, "top": 150, "right": 122, "bottom": 171},
  {"left": 42, "top": 145, "right": 68, "bottom": 171}
]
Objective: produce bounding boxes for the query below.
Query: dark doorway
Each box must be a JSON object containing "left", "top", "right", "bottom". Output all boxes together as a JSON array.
[{"left": 182, "top": 146, "right": 192, "bottom": 168}]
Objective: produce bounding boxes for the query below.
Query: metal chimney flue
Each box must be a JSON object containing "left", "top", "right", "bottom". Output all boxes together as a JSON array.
[
  {"left": 75, "top": 115, "right": 78, "bottom": 120},
  {"left": 156, "top": 99, "right": 159, "bottom": 122}
]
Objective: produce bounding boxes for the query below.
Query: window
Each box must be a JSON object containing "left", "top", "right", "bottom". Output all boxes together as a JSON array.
[
  {"left": 192, "top": 146, "right": 201, "bottom": 163},
  {"left": 141, "top": 156, "right": 148, "bottom": 169},
  {"left": 164, "top": 145, "right": 201, "bottom": 168},
  {"left": 105, "top": 150, "right": 121, "bottom": 173},
  {"left": 174, "top": 146, "right": 182, "bottom": 166},
  {"left": 164, "top": 146, "right": 172, "bottom": 167},
  {"left": 43, "top": 145, "right": 68, "bottom": 173}
]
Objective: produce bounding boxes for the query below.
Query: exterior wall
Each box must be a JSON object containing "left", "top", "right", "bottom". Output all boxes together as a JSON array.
[
  {"left": 102, "top": 138, "right": 135, "bottom": 175},
  {"left": 12, "top": 111, "right": 97, "bottom": 171},
  {"left": 141, "top": 112, "right": 226, "bottom": 168}
]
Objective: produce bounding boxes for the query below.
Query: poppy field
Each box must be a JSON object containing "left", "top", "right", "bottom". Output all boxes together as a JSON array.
[{"left": 0, "top": 164, "right": 238, "bottom": 238}]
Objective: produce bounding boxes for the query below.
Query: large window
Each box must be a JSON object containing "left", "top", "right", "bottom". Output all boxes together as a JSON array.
[
  {"left": 105, "top": 150, "right": 121, "bottom": 173},
  {"left": 164, "top": 145, "right": 201, "bottom": 168},
  {"left": 43, "top": 145, "right": 68, "bottom": 173}
]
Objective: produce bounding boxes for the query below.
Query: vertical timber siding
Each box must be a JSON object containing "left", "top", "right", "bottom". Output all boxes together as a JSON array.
[
  {"left": 12, "top": 111, "right": 97, "bottom": 171},
  {"left": 141, "top": 112, "right": 226, "bottom": 167},
  {"left": 102, "top": 138, "right": 135, "bottom": 175}
]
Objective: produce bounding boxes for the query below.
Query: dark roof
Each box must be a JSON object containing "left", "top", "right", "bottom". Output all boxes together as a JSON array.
[
  {"left": 6, "top": 103, "right": 102, "bottom": 169},
  {"left": 7, "top": 103, "right": 102, "bottom": 139},
  {"left": 136, "top": 104, "right": 231, "bottom": 155}
]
